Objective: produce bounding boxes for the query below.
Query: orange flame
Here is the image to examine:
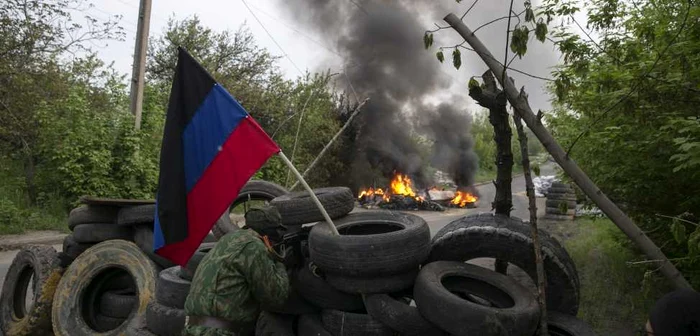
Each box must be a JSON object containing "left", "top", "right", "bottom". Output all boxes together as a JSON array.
[
  {"left": 390, "top": 173, "right": 416, "bottom": 197},
  {"left": 451, "top": 191, "right": 478, "bottom": 207}
]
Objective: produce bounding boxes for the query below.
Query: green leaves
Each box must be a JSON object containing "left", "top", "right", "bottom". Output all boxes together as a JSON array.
[
  {"left": 535, "top": 22, "right": 548, "bottom": 42},
  {"left": 688, "top": 228, "right": 700, "bottom": 258},
  {"left": 436, "top": 50, "right": 445, "bottom": 63},
  {"left": 510, "top": 26, "right": 530, "bottom": 58},
  {"left": 423, "top": 33, "right": 434, "bottom": 50},
  {"left": 525, "top": 8, "right": 536, "bottom": 22},
  {"left": 468, "top": 77, "right": 480, "bottom": 90},
  {"left": 671, "top": 218, "right": 687, "bottom": 244},
  {"left": 452, "top": 48, "right": 462, "bottom": 69}
]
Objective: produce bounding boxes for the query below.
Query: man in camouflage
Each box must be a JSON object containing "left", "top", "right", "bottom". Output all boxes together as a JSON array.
[{"left": 182, "top": 206, "right": 290, "bottom": 336}]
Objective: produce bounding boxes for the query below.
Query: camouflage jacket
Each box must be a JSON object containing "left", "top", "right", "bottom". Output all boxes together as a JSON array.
[{"left": 182, "top": 229, "right": 289, "bottom": 335}]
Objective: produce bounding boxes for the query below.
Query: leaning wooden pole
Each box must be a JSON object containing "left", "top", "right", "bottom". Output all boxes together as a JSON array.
[
  {"left": 444, "top": 13, "right": 691, "bottom": 289},
  {"left": 513, "top": 101, "right": 549, "bottom": 335}
]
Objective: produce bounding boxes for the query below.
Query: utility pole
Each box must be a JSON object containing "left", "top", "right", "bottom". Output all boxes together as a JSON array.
[{"left": 130, "top": 0, "right": 152, "bottom": 130}]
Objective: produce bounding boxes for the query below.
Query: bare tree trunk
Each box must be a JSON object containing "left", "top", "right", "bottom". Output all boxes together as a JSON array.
[
  {"left": 513, "top": 101, "right": 549, "bottom": 335},
  {"left": 444, "top": 13, "right": 691, "bottom": 289},
  {"left": 468, "top": 71, "right": 512, "bottom": 216}
]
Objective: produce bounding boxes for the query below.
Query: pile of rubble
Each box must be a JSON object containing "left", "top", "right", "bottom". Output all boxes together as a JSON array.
[{"left": 0, "top": 180, "right": 595, "bottom": 336}]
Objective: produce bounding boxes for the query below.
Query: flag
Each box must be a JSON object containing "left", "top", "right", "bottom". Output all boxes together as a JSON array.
[{"left": 153, "top": 47, "right": 280, "bottom": 265}]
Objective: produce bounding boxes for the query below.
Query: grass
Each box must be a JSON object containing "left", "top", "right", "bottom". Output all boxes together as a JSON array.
[
  {"left": 474, "top": 165, "right": 524, "bottom": 184},
  {"left": 560, "top": 217, "right": 671, "bottom": 335}
]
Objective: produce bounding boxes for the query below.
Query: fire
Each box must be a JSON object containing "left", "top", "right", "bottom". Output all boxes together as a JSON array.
[
  {"left": 451, "top": 191, "right": 478, "bottom": 208},
  {"left": 390, "top": 173, "right": 416, "bottom": 197}
]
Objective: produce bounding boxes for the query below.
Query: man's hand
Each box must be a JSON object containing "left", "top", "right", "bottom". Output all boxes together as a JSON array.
[{"left": 261, "top": 235, "right": 284, "bottom": 262}]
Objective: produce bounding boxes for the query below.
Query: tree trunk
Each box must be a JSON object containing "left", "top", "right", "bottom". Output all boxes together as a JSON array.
[
  {"left": 468, "top": 71, "right": 513, "bottom": 216},
  {"left": 514, "top": 102, "right": 549, "bottom": 335},
  {"left": 444, "top": 13, "right": 691, "bottom": 289}
]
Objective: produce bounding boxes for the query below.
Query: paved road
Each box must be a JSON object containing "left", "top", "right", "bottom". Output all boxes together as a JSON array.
[{"left": 0, "top": 162, "right": 558, "bottom": 289}]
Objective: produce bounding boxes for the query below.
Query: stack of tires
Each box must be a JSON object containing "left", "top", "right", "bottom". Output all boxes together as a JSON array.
[
  {"left": 62, "top": 203, "right": 131, "bottom": 266},
  {"left": 545, "top": 182, "right": 577, "bottom": 220}
]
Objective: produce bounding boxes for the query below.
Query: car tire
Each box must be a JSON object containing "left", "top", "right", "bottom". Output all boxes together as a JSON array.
[
  {"left": 145, "top": 302, "right": 185, "bottom": 336},
  {"left": 0, "top": 245, "right": 62, "bottom": 336},
  {"left": 155, "top": 267, "right": 191, "bottom": 309},
  {"left": 297, "top": 314, "right": 332, "bottom": 336},
  {"left": 325, "top": 269, "right": 418, "bottom": 294},
  {"left": 177, "top": 243, "right": 216, "bottom": 281},
  {"left": 117, "top": 205, "right": 156, "bottom": 226},
  {"left": 99, "top": 288, "right": 137, "bottom": 319},
  {"left": 68, "top": 205, "right": 118, "bottom": 230},
  {"left": 271, "top": 187, "right": 354, "bottom": 226},
  {"left": 294, "top": 262, "right": 364, "bottom": 312},
  {"left": 363, "top": 293, "right": 445, "bottom": 336},
  {"left": 546, "top": 312, "right": 597, "bottom": 336},
  {"left": 62, "top": 234, "right": 93, "bottom": 261},
  {"left": 545, "top": 199, "right": 577, "bottom": 208},
  {"left": 309, "top": 211, "right": 430, "bottom": 277},
  {"left": 430, "top": 213, "right": 580, "bottom": 315},
  {"left": 213, "top": 180, "right": 289, "bottom": 239},
  {"left": 321, "top": 309, "right": 394, "bottom": 336},
  {"left": 255, "top": 311, "right": 295, "bottom": 336},
  {"left": 73, "top": 223, "right": 133, "bottom": 243},
  {"left": 414, "top": 261, "right": 540, "bottom": 336},
  {"left": 133, "top": 224, "right": 177, "bottom": 270},
  {"left": 52, "top": 240, "right": 158, "bottom": 336},
  {"left": 94, "top": 314, "right": 126, "bottom": 331}
]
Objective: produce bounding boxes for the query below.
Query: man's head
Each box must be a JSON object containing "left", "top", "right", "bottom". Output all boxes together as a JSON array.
[
  {"left": 647, "top": 289, "right": 700, "bottom": 336},
  {"left": 243, "top": 206, "right": 286, "bottom": 242}
]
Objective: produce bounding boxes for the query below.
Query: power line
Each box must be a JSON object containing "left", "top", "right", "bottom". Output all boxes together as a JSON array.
[
  {"left": 564, "top": 0, "right": 692, "bottom": 156},
  {"left": 240, "top": 0, "right": 304, "bottom": 75}
]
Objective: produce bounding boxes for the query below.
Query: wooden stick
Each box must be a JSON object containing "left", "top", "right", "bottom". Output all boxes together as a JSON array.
[
  {"left": 290, "top": 98, "right": 370, "bottom": 191},
  {"left": 513, "top": 104, "right": 549, "bottom": 335},
  {"left": 444, "top": 13, "right": 691, "bottom": 289},
  {"left": 278, "top": 151, "right": 339, "bottom": 235}
]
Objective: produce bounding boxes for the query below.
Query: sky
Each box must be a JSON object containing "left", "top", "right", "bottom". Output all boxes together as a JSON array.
[{"left": 87, "top": 0, "right": 568, "bottom": 111}]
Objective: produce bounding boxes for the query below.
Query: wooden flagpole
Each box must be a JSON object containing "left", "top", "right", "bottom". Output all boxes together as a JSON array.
[{"left": 278, "top": 151, "right": 340, "bottom": 236}]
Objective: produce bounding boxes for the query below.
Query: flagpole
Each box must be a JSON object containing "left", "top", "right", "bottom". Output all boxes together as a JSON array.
[{"left": 278, "top": 151, "right": 340, "bottom": 236}]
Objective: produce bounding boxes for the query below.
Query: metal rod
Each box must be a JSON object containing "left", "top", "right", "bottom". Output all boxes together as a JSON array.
[
  {"left": 278, "top": 151, "right": 339, "bottom": 235},
  {"left": 290, "top": 98, "right": 370, "bottom": 191}
]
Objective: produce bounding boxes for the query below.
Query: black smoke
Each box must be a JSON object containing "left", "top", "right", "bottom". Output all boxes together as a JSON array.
[{"left": 277, "top": 0, "right": 481, "bottom": 189}]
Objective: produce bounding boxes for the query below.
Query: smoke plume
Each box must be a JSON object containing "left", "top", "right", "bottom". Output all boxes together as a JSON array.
[{"left": 278, "top": 0, "right": 479, "bottom": 189}]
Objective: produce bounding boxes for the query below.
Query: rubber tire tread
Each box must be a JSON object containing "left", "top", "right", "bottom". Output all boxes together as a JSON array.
[
  {"left": 99, "top": 288, "right": 137, "bottom": 319},
  {"left": 214, "top": 180, "right": 288, "bottom": 239},
  {"left": 117, "top": 205, "right": 156, "bottom": 226},
  {"left": 177, "top": 243, "right": 216, "bottom": 281},
  {"left": 271, "top": 187, "right": 354, "bottom": 226},
  {"left": 62, "top": 234, "right": 93, "bottom": 260},
  {"left": 155, "top": 267, "right": 191, "bottom": 309},
  {"left": 68, "top": 205, "right": 118, "bottom": 230},
  {"left": 546, "top": 312, "right": 597, "bottom": 336},
  {"left": 255, "top": 311, "right": 295, "bottom": 336},
  {"left": 546, "top": 207, "right": 576, "bottom": 215},
  {"left": 297, "top": 314, "right": 332, "bottom": 336},
  {"left": 363, "top": 294, "right": 444, "bottom": 336},
  {"left": 547, "top": 193, "right": 577, "bottom": 201},
  {"left": 0, "top": 245, "right": 61, "bottom": 336},
  {"left": 309, "top": 211, "right": 430, "bottom": 277},
  {"left": 545, "top": 199, "right": 577, "bottom": 208},
  {"left": 325, "top": 269, "right": 418, "bottom": 294},
  {"left": 294, "top": 262, "right": 364, "bottom": 312},
  {"left": 145, "top": 302, "right": 185, "bottom": 336},
  {"left": 321, "top": 309, "right": 394, "bottom": 336},
  {"left": 94, "top": 314, "right": 126, "bottom": 331},
  {"left": 414, "top": 261, "right": 540, "bottom": 336},
  {"left": 430, "top": 213, "right": 580, "bottom": 315},
  {"left": 133, "top": 225, "right": 177, "bottom": 270},
  {"left": 73, "top": 223, "right": 133, "bottom": 243},
  {"left": 52, "top": 240, "right": 158, "bottom": 336}
]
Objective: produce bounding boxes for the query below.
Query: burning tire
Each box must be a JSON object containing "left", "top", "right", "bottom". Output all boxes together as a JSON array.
[
  {"left": 363, "top": 293, "right": 444, "bottom": 336},
  {"left": 52, "top": 240, "right": 158, "bottom": 336},
  {"left": 545, "top": 312, "right": 597, "bottom": 336},
  {"left": 271, "top": 187, "right": 354, "bottom": 226},
  {"left": 213, "top": 180, "right": 288, "bottom": 239},
  {"left": 414, "top": 261, "right": 540, "bottom": 336},
  {"left": 294, "top": 262, "right": 364, "bottom": 312},
  {"left": 429, "top": 213, "right": 580, "bottom": 315},
  {"left": 0, "top": 245, "right": 62, "bottom": 336},
  {"left": 309, "top": 211, "right": 430, "bottom": 277},
  {"left": 321, "top": 309, "right": 394, "bottom": 336}
]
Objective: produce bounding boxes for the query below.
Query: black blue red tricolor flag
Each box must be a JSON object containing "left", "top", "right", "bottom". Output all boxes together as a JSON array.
[{"left": 153, "top": 47, "right": 280, "bottom": 265}]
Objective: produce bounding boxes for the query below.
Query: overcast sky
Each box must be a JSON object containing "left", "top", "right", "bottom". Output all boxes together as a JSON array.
[{"left": 88, "top": 0, "right": 567, "bottom": 111}]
